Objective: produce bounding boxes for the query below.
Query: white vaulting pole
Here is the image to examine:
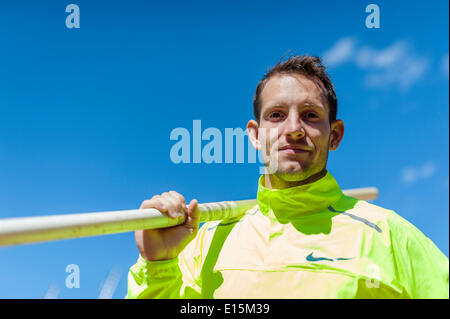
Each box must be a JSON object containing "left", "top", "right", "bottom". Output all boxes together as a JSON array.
[
  {"left": 340, "top": 187, "right": 378, "bottom": 201},
  {"left": 0, "top": 188, "right": 378, "bottom": 247}
]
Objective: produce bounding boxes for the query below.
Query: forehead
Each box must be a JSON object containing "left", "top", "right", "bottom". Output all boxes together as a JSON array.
[{"left": 260, "top": 73, "right": 328, "bottom": 110}]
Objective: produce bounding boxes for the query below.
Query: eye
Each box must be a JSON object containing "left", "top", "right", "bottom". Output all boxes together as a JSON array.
[
  {"left": 304, "top": 112, "right": 319, "bottom": 120},
  {"left": 268, "top": 111, "right": 286, "bottom": 121}
]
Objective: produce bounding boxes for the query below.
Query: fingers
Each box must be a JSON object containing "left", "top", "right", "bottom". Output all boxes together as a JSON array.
[
  {"left": 140, "top": 191, "right": 187, "bottom": 219},
  {"left": 162, "top": 192, "right": 185, "bottom": 219}
]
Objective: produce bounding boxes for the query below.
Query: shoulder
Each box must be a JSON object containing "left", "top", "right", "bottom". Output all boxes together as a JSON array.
[
  {"left": 347, "top": 199, "right": 394, "bottom": 220},
  {"left": 333, "top": 196, "right": 432, "bottom": 241},
  {"left": 348, "top": 198, "right": 446, "bottom": 260},
  {"left": 331, "top": 196, "right": 395, "bottom": 234},
  {"left": 342, "top": 197, "right": 417, "bottom": 231},
  {"left": 350, "top": 202, "right": 449, "bottom": 298},
  {"left": 353, "top": 199, "right": 429, "bottom": 240}
]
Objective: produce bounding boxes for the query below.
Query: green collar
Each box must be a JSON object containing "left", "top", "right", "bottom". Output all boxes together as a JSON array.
[{"left": 257, "top": 171, "right": 344, "bottom": 223}]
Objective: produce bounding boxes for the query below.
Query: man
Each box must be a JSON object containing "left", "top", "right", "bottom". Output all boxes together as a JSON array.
[{"left": 126, "top": 55, "right": 449, "bottom": 298}]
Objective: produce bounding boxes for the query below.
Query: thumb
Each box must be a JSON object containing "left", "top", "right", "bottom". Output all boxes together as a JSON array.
[{"left": 184, "top": 199, "right": 200, "bottom": 230}]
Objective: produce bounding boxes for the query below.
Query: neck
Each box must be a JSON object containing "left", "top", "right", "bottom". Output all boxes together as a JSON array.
[{"left": 264, "top": 169, "right": 328, "bottom": 190}]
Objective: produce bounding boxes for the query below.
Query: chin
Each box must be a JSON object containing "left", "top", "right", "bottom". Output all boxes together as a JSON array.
[
  {"left": 274, "top": 167, "right": 311, "bottom": 182},
  {"left": 276, "top": 172, "right": 311, "bottom": 182},
  {"left": 273, "top": 162, "right": 324, "bottom": 182}
]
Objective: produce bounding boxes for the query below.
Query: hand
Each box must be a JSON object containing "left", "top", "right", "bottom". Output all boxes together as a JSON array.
[{"left": 134, "top": 191, "right": 200, "bottom": 261}]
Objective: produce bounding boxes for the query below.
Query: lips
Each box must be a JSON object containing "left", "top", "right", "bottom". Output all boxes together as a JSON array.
[{"left": 279, "top": 145, "right": 312, "bottom": 153}]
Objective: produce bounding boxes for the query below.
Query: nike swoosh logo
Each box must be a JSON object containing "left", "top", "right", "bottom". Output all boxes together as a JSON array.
[{"left": 306, "top": 252, "right": 353, "bottom": 262}]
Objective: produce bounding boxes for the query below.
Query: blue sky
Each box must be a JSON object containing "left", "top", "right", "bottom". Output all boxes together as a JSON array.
[{"left": 0, "top": 0, "right": 448, "bottom": 298}]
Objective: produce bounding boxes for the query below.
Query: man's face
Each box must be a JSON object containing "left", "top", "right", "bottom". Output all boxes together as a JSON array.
[{"left": 248, "top": 73, "right": 344, "bottom": 184}]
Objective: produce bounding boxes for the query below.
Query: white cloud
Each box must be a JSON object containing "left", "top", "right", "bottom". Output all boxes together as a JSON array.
[
  {"left": 421, "top": 161, "right": 437, "bottom": 178},
  {"left": 323, "top": 38, "right": 429, "bottom": 90},
  {"left": 322, "top": 37, "right": 357, "bottom": 67},
  {"left": 369, "top": 41, "right": 408, "bottom": 68},
  {"left": 401, "top": 161, "right": 437, "bottom": 184},
  {"left": 364, "top": 55, "right": 429, "bottom": 90}
]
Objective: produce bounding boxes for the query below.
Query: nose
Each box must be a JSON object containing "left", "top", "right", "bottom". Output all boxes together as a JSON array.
[{"left": 284, "top": 112, "right": 305, "bottom": 140}]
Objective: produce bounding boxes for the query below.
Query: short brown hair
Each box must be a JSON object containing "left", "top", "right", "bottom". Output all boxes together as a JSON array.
[{"left": 253, "top": 54, "right": 337, "bottom": 124}]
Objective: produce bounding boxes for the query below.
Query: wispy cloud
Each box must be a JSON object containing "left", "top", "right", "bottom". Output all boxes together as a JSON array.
[
  {"left": 322, "top": 37, "right": 357, "bottom": 67},
  {"left": 401, "top": 161, "right": 437, "bottom": 184},
  {"left": 323, "top": 38, "right": 429, "bottom": 90},
  {"left": 355, "top": 42, "right": 407, "bottom": 69}
]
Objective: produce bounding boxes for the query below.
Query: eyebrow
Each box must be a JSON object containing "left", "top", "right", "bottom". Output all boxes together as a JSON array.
[{"left": 264, "top": 102, "right": 325, "bottom": 111}]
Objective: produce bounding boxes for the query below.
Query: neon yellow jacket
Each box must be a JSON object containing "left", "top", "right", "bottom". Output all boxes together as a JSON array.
[{"left": 126, "top": 171, "right": 449, "bottom": 299}]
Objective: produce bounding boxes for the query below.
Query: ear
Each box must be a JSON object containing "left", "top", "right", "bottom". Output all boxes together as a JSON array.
[
  {"left": 247, "top": 120, "right": 261, "bottom": 150},
  {"left": 329, "top": 119, "right": 344, "bottom": 151}
]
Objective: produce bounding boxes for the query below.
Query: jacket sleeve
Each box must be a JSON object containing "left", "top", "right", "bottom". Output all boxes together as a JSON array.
[
  {"left": 125, "top": 255, "right": 183, "bottom": 299},
  {"left": 388, "top": 213, "right": 449, "bottom": 299},
  {"left": 125, "top": 223, "right": 210, "bottom": 299}
]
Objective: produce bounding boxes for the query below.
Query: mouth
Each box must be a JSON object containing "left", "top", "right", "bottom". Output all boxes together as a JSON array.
[{"left": 278, "top": 145, "right": 312, "bottom": 154}]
